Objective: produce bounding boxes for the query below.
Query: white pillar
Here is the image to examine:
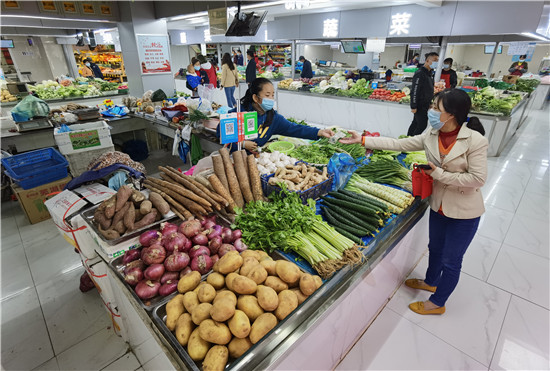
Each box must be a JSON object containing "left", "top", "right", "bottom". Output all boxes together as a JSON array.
[
  {"left": 291, "top": 40, "right": 296, "bottom": 79},
  {"left": 434, "top": 36, "right": 448, "bottom": 82},
  {"left": 486, "top": 42, "right": 500, "bottom": 78}
]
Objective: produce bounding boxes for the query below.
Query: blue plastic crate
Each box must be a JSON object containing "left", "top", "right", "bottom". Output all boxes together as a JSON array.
[{"left": 2, "top": 148, "right": 69, "bottom": 190}]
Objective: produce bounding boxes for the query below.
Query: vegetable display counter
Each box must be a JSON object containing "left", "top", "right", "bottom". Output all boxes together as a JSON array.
[
  {"left": 85, "top": 197, "right": 429, "bottom": 370},
  {"left": 276, "top": 89, "right": 533, "bottom": 157}
]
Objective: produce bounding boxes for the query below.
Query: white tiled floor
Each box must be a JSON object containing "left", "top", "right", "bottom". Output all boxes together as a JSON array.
[
  {"left": 0, "top": 202, "right": 135, "bottom": 370},
  {"left": 1, "top": 107, "right": 548, "bottom": 370},
  {"left": 338, "top": 106, "right": 550, "bottom": 370}
]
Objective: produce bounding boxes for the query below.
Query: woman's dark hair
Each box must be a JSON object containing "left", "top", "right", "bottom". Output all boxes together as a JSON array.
[
  {"left": 191, "top": 57, "right": 200, "bottom": 66},
  {"left": 241, "top": 77, "right": 275, "bottom": 125},
  {"left": 221, "top": 53, "right": 235, "bottom": 70},
  {"left": 247, "top": 50, "right": 255, "bottom": 58},
  {"left": 434, "top": 89, "right": 485, "bottom": 135},
  {"left": 444, "top": 57, "right": 453, "bottom": 64},
  {"left": 519, "top": 54, "right": 527, "bottom": 59}
]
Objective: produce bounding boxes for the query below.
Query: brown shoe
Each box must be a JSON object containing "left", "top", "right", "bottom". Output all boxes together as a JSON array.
[
  {"left": 409, "top": 301, "right": 445, "bottom": 315},
  {"left": 405, "top": 278, "right": 437, "bottom": 293}
]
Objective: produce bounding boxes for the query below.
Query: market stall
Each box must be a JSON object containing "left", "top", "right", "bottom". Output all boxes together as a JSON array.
[{"left": 276, "top": 83, "right": 535, "bottom": 157}]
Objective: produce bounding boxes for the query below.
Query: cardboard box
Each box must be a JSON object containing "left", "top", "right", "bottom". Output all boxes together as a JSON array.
[
  {"left": 12, "top": 175, "right": 72, "bottom": 224},
  {"left": 503, "top": 75, "right": 519, "bottom": 84}
]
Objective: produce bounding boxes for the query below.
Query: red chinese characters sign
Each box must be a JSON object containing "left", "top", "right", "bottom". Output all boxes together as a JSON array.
[{"left": 137, "top": 35, "right": 171, "bottom": 75}]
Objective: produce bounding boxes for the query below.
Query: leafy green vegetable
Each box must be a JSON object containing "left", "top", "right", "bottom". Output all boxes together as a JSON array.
[{"left": 234, "top": 188, "right": 361, "bottom": 278}]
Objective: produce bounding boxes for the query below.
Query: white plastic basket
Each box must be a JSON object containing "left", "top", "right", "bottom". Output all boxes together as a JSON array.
[{"left": 54, "top": 121, "right": 113, "bottom": 155}]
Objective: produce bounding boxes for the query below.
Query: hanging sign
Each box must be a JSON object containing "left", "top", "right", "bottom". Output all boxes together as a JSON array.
[
  {"left": 219, "top": 112, "right": 258, "bottom": 144},
  {"left": 507, "top": 42, "right": 530, "bottom": 56},
  {"left": 136, "top": 34, "right": 171, "bottom": 75},
  {"left": 366, "top": 38, "right": 386, "bottom": 53},
  {"left": 208, "top": 7, "right": 227, "bottom": 36},
  {"left": 511, "top": 43, "right": 536, "bottom": 62}
]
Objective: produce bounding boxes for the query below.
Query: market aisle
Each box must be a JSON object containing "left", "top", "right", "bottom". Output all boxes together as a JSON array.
[
  {"left": 337, "top": 107, "right": 549, "bottom": 371},
  {"left": 0, "top": 200, "right": 138, "bottom": 370}
]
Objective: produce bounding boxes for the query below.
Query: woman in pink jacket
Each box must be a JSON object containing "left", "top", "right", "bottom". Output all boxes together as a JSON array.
[{"left": 341, "top": 89, "right": 488, "bottom": 315}]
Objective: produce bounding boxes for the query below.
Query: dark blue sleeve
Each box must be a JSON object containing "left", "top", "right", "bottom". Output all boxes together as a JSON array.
[{"left": 271, "top": 112, "right": 319, "bottom": 140}]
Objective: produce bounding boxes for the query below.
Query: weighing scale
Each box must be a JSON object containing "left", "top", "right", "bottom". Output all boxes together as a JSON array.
[{"left": 15, "top": 117, "right": 53, "bottom": 132}]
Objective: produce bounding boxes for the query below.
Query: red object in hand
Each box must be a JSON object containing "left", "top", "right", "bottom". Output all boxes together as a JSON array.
[{"left": 412, "top": 164, "right": 433, "bottom": 200}]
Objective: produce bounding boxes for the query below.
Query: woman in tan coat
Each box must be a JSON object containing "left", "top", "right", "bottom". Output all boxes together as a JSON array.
[
  {"left": 341, "top": 89, "right": 488, "bottom": 315},
  {"left": 220, "top": 52, "right": 239, "bottom": 108}
]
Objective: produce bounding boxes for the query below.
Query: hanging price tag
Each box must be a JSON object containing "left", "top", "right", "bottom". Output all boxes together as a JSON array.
[{"left": 219, "top": 113, "right": 238, "bottom": 144}]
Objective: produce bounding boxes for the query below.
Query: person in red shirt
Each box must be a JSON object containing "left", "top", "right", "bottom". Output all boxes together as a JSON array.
[
  {"left": 265, "top": 54, "right": 274, "bottom": 70},
  {"left": 197, "top": 54, "right": 217, "bottom": 88}
]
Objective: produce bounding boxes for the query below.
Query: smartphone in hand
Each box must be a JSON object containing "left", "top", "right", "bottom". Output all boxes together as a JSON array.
[{"left": 416, "top": 164, "right": 432, "bottom": 170}]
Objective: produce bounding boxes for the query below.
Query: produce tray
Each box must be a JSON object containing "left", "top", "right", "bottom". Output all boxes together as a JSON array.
[
  {"left": 151, "top": 251, "right": 315, "bottom": 371},
  {"left": 261, "top": 170, "right": 333, "bottom": 204},
  {"left": 80, "top": 203, "right": 176, "bottom": 247}
]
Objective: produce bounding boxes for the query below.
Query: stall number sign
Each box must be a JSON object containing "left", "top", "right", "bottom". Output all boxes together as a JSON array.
[
  {"left": 69, "top": 130, "right": 101, "bottom": 150},
  {"left": 219, "top": 112, "right": 258, "bottom": 144}
]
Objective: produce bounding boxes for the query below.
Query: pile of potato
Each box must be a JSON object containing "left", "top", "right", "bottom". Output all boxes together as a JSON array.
[
  {"left": 165, "top": 250, "right": 322, "bottom": 371},
  {"left": 1, "top": 89, "right": 17, "bottom": 103},
  {"left": 93, "top": 185, "right": 170, "bottom": 240}
]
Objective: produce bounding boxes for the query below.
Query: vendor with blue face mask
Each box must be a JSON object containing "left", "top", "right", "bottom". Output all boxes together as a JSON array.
[
  {"left": 509, "top": 54, "right": 528, "bottom": 76},
  {"left": 217, "top": 77, "right": 334, "bottom": 153},
  {"left": 407, "top": 52, "right": 439, "bottom": 136}
]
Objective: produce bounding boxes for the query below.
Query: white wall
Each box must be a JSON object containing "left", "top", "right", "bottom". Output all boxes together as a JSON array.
[
  {"left": 379, "top": 46, "right": 406, "bottom": 68},
  {"left": 9, "top": 36, "right": 54, "bottom": 82},
  {"left": 445, "top": 44, "right": 550, "bottom": 77},
  {"left": 41, "top": 37, "right": 69, "bottom": 78},
  {"left": 332, "top": 48, "right": 358, "bottom": 67},
  {"left": 302, "top": 45, "right": 333, "bottom": 63},
  {"left": 170, "top": 45, "right": 191, "bottom": 74}
]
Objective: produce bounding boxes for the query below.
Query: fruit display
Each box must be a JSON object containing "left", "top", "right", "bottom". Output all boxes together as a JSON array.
[
  {"left": 1, "top": 89, "right": 17, "bottom": 102},
  {"left": 161, "top": 250, "right": 323, "bottom": 369}
]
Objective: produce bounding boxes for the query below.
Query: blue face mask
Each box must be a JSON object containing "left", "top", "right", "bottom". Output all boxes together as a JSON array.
[
  {"left": 428, "top": 109, "right": 448, "bottom": 130},
  {"left": 430, "top": 61, "right": 438, "bottom": 69},
  {"left": 443, "top": 64, "right": 450, "bottom": 69},
  {"left": 260, "top": 98, "right": 274, "bottom": 111},
  {"left": 519, "top": 59, "right": 525, "bottom": 62},
  {"left": 194, "top": 65, "right": 200, "bottom": 71}
]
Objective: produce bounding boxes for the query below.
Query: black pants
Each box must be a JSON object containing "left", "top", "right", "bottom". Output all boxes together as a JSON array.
[{"left": 407, "top": 108, "right": 428, "bottom": 136}]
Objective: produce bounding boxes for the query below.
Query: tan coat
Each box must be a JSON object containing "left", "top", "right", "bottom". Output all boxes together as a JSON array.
[
  {"left": 220, "top": 64, "right": 239, "bottom": 88},
  {"left": 364, "top": 124, "right": 488, "bottom": 219}
]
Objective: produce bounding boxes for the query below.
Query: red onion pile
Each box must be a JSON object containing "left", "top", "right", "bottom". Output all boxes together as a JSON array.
[{"left": 121, "top": 217, "right": 246, "bottom": 301}]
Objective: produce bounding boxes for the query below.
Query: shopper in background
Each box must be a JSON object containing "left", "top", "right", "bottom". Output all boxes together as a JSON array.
[
  {"left": 440, "top": 58, "right": 457, "bottom": 89},
  {"left": 265, "top": 54, "right": 274, "bottom": 70},
  {"left": 192, "top": 57, "right": 209, "bottom": 86},
  {"left": 340, "top": 88, "right": 488, "bottom": 315},
  {"left": 220, "top": 53, "right": 239, "bottom": 108},
  {"left": 85, "top": 57, "right": 103, "bottom": 79},
  {"left": 508, "top": 54, "right": 528, "bottom": 76},
  {"left": 185, "top": 64, "right": 201, "bottom": 97},
  {"left": 408, "top": 53, "right": 420, "bottom": 66},
  {"left": 236, "top": 50, "right": 244, "bottom": 66},
  {"left": 408, "top": 52, "right": 439, "bottom": 136},
  {"left": 198, "top": 54, "right": 217, "bottom": 88},
  {"left": 80, "top": 61, "right": 93, "bottom": 77},
  {"left": 217, "top": 77, "right": 334, "bottom": 152},
  {"left": 385, "top": 68, "right": 393, "bottom": 82},
  {"left": 299, "top": 56, "right": 313, "bottom": 79},
  {"left": 246, "top": 50, "right": 257, "bottom": 86}
]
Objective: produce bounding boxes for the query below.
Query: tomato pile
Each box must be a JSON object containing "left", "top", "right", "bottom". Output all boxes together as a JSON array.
[{"left": 368, "top": 89, "right": 407, "bottom": 102}]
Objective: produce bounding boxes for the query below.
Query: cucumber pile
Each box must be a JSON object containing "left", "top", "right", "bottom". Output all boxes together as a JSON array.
[{"left": 320, "top": 190, "right": 392, "bottom": 244}]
